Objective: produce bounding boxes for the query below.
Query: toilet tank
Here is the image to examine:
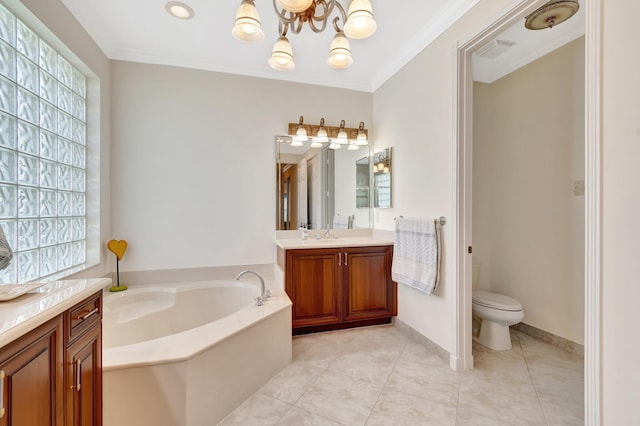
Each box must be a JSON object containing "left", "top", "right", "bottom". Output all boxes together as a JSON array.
[{"left": 472, "top": 258, "right": 481, "bottom": 289}]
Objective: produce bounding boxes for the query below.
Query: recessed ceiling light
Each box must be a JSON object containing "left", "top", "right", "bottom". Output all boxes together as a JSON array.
[{"left": 165, "top": 1, "right": 194, "bottom": 20}]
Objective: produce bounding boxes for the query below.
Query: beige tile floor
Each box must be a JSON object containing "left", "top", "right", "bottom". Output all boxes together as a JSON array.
[{"left": 219, "top": 325, "right": 583, "bottom": 425}]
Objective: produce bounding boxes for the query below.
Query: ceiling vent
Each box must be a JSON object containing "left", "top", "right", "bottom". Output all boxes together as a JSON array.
[{"left": 475, "top": 39, "right": 516, "bottom": 59}]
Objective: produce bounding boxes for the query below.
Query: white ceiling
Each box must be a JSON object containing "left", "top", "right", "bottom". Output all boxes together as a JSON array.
[{"left": 59, "top": 0, "right": 584, "bottom": 92}]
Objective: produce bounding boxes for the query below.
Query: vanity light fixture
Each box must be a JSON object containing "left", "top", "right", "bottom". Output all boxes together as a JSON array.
[
  {"left": 336, "top": 120, "right": 348, "bottom": 145},
  {"left": 233, "top": 0, "right": 376, "bottom": 71},
  {"left": 295, "top": 116, "right": 308, "bottom": 141},
  {"left": 166, "top": 1, "right": 195, "bottom": 20},
  {"left": 355, "top": 121, "right": 368, "bottom": 145},
  {"left": 286, "top": 117, "right": 368, "bottom": 150}
]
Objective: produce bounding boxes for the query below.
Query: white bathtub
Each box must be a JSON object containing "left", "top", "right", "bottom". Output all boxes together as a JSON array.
[{"left": 102, "top": 279, "right": 292, "bottom": 426}]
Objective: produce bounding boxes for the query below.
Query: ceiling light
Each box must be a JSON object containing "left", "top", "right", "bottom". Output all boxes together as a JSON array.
[
  {"left": 344, "top": 0, "right": 377, "bottom": 39},
  {"left": 232, "top": 0, "right": 265, "bottom": 41},
  {"left": 525, "top": 0, "right": 580, "bottom": 30},
  {"left": 166, "top": 1, "right": 195, "bottom": 20},
  {"left": 232, "top": 0, "right": 377, "bottom": 71}
]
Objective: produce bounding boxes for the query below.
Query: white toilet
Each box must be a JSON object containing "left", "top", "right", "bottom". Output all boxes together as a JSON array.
[{"left": 472, "top": 259, "right": 524, "bottom": 351}]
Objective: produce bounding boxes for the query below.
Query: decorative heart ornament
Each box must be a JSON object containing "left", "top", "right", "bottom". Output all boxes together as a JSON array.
[{"left": 107, "top": 239, "right": 128, "bottom": 261}]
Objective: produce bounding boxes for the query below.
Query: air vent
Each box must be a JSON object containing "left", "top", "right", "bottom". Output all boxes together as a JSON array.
[{"left": 475, "top": 39, "right": 516, "bottom": 59}]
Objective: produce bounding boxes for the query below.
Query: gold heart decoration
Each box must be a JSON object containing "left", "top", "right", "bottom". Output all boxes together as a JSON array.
[{"left": 107, "top": 239, "right": 128, "bottom": 261}]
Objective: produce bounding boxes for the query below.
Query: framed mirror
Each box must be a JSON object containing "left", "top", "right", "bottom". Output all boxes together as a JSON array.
[{"left": 276, "top": 136, "right": 372, "bottom": 230}]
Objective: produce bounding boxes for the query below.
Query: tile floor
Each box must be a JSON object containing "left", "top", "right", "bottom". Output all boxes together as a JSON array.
[{"left": 219, "top": 325, "right": 583, "bottom": 425}]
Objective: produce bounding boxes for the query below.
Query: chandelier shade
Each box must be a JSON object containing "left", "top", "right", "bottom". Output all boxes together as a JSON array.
[
  {"left": 277, "top": 0, "right": 314, "bottom": 13},
  {"left": 232, "top": 0, "right": 265, "bottom": 42},
  {"left": 268, "top": 36, "right": 295, "bottom": 70},
  {"left": 327, "top": 32, "right": 353, "bottom": 69},
  {"left": 344, "top": 0, "right": 377, "bottom": 39}
]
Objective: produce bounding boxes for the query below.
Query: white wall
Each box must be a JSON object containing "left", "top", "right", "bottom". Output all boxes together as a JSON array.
[
  {"left": 472, "top": 38, "right": 585, "bottom": 344},
  {"left": 110, "top": 61, "right": 372, "bottom": 271},
  {"left": 16, "top": 0, "right": 111, "bottom": 279},
  {"left": 372, "top": 0, "right": 521, "bottom": 352},
  {"left": 602, "top": 1, "right": 640, "bottom": 423}
]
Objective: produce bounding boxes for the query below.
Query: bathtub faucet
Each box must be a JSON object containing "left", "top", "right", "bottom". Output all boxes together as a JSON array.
[{"left": 235, "top": 270, "right": 271, "bottom": 306}]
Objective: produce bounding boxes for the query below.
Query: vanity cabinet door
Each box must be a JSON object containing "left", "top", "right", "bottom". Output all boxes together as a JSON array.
[
  {"left": 285, "top": 248, "right": 342, "bottom": 329},
  {"left": 65, "top": 325, "right": 101, "bottom": 426},
  {"left": 343, "top": 245, "right": 397, "bottom": 322},
  {"left": 0, "top": 316, "right": 64, "bottom": 426}
]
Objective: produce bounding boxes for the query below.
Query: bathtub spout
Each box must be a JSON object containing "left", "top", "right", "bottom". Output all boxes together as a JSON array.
[{"left": 235, "top": 270, "right": 271, "bottom": 304}]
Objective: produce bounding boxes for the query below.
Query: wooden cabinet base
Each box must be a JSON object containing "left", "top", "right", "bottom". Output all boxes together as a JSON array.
[{"left": 292, "top": 316, "right": 393, "bottom": 336}]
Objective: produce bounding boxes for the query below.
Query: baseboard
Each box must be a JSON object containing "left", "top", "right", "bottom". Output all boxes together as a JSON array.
[
  {"left": 393, "top": 318, "right": 450, "bottom": 365},
  {"left": 512, "top": 322, "right": 584, "bottom": 357}
]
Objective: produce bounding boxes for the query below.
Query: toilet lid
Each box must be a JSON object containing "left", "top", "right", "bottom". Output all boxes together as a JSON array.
[{"left": 472, "top": 291, "right": 522, "bottom": 311}]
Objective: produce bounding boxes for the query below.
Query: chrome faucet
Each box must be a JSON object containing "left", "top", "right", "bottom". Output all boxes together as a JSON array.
[
  {"left": 235, "top": 270, "right": 271, "bottom": 306},
  {"left": 323, "top": 228, "right": 333, "bottom": 239}
]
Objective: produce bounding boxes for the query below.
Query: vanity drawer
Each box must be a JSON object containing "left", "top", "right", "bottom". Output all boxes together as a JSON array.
[{"left": 65, "top": 290, "right": 102, "bottom": 344}]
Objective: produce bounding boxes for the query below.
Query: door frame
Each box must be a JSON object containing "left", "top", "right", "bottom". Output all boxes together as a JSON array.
[{"left": 452, "top": 0, "right": 602, "bottom": 424}]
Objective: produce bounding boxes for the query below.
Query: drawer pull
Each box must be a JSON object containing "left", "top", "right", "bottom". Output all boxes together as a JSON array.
[
  {"left": 344, "top": 253, "right": 348, "bottom": 266},
  {"left": 0, "top": 369, "right": 5, "bottom": 418},
  {"left": 75, "top": 307, "right": 99, "bottom": 322},
  {"left": 71, "top": 359, "right": 81, "bottom": 391},
  {"left": 338, "top": 253, "right": 341, "bottom": 266}
]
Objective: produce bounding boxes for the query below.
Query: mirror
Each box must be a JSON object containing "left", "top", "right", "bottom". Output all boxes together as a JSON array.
[
  {"left": 373, "top": 147, "right": 392, "bottom": 208},
  {"left": 276, "top": 136, "right": 372, "bottom": 230}
]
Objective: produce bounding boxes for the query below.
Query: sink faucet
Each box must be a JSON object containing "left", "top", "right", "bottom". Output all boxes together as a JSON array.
[
  {"left": 235, "top": 270, "right": 271, "bottom": 305},
  {"left": 323, "top": 228, "right": 333, "bottom": 239}
]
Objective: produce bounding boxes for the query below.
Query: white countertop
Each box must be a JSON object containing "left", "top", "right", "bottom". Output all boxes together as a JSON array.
[
  {"left": 0, "top": 278, "right": 112, "bottom": 347},
  {"left": 276, "top": 236, "right": 394, "bottom": 250}
]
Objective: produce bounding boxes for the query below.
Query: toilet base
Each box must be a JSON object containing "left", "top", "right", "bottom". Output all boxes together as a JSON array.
[{"left": 476, "top": 319, "right": 513, "bottom": 351}]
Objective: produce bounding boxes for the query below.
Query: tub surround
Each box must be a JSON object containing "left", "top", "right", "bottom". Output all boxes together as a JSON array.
[
  {"left": 102, "top": 276, "right": 292, "bottom": 426},
  {"left": 102, "top": 280, "right": 292, "bottom": 369},
  {"left": 0, "top": 278, "right": 112, "bottom": 346}
]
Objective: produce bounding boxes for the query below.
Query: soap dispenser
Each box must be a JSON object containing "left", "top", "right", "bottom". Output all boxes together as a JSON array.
[{"left": 299, "top": 223, "right": 308, "bottom": 240}]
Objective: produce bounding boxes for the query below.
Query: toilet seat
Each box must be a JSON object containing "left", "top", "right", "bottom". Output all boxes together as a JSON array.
[{"left": 472, "top": 290, "right": 522, "bottom": 312}]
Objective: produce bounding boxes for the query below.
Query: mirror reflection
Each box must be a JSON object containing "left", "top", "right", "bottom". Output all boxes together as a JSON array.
[
  {"left": 373, "top": 147, "right": 392, "bottom": 208},
  {"left": 276, "top": 136, "right": 372, "bottom": 230}
]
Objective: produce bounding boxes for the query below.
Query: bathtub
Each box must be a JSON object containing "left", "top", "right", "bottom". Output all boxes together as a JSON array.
[{"left": 102, "top": 279, "right": 292, "bottom": 426}]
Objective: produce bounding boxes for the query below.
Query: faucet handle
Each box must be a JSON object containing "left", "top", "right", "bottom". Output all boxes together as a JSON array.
[
  {"left": 264, "top": 288, "right": 272, "bottom": 299},
  {"left": 254, "top": 297, "right": 264, "bottom": 306}
]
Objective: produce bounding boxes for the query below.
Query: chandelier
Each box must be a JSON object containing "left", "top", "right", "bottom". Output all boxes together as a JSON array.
[{"left": 232, "top": 0, "right": 377, "bottom": 71}]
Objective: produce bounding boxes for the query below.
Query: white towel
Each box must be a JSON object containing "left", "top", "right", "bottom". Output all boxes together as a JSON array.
[
  {"left": 0, "top": 225, "right": 13, "bottom": 271},
  {"left": 332, "top": 215, "right": 349, "bottom": 229},
  {"left": 392, "top": 217, "right": 441, "bottom": 295}
]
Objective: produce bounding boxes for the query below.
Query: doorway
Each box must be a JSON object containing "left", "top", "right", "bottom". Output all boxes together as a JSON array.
[{"left": 453, "top": 0, "right": 602, "bottom": 423}]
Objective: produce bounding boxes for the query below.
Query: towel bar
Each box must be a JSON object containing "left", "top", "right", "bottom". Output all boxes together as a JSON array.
[{"left": 394, "top": 216, "right": 447, "bottom": 226}]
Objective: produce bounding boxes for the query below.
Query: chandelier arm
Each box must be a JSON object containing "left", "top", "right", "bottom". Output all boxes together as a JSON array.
[
  {"left": 309, "top": 0, "right": 336, "bottom": 22},
  {"left": 273, "top": 0, "right": 298, "bottom": 25},
  {"left": 309, "top": 17, "right": 328, "bottom": 33},
  {"left": 293, "top": 14, "right": 304, "bottom": 33}
]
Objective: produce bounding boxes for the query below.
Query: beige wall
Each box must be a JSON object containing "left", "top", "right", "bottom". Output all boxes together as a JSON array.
[
  {"left": 110, "top": 61, "right": 372, "bottom": 271},
  {"left": 472, "top": 38, "right": 585, "bottom": 344},
  {"left": 602, "top": 1, "right": 640, "bottom": 423},
  {"left": 14, "top": 0, "right": 111, "bottom": 278}
]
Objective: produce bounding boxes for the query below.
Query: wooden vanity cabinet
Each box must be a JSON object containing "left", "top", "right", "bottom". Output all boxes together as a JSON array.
[
  {"left": 0, "top": 316, "right": 64, "bottom": 426},
  {"left": 0, "top": 290, "right": 102, "bottom": 426},
  {"left": 64, "top": 291, "right": 102, "bottom": 426},
  {"left": 283, "top": 245, "right": 397, "bottom": 334}
]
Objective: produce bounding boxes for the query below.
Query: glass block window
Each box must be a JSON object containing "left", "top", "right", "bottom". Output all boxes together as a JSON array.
[{"left": 0, "top": 3, "right": 87, "bottom": 283}]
